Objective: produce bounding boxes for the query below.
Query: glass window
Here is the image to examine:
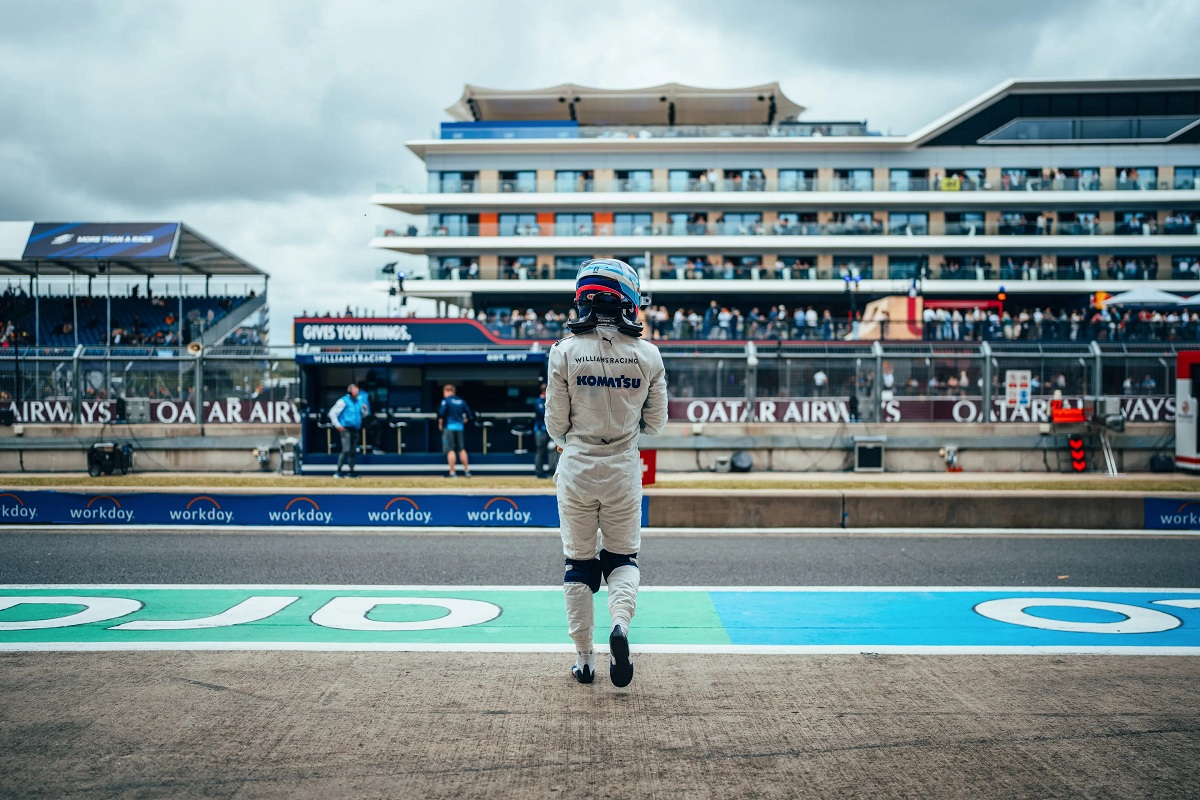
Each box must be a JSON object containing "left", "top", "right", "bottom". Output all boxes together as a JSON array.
[
  {"left": 778, "top": 169, "right": 814, "bottom": 191},
  {"left": 835, "top": 256, "right": 873, "bottom": 279},
  {"left": 499, "top": 213, "right": 538, "bottom": 236},
  {"left": 773, "top": 212, "right": 818, "bottom": 234},
  {"left": 668, "top": 170, "right": 705, "bottom": 191},
  {"left": 1000, "top": 169, "right": 1034, "bottom": 190},
  {"left": 555, "top": 170, "right": 593, "bottom": 192},
  {"left": 615, "top": 170, "right": 652, "bottom": 192},
  {"left": 614, "top": 213, "right": 653, "bottom": 236},
  {"left": 500, "top": 255, "right": 537, "bottom": 279},
  {"left": 829, "top": 212, "right": 879, "bottom": 233},
  {"left": 612, "top": 254, "right": 647, "bottom": 270},
  {"left": 1174, "top": 167, "right": 1199, "bottom": 190},
  {"left": 889, "top": 213, "right": 928, "bottom": 235},
  {"left": 945, "top": 211, "right": 984, "bottom": 235},
  {"left": 889, "top": 169, "right": 930, "bottom": 191},
  {"left": 716, "top": 212, "right": 762, "bottom": 235},
  {"left": 431, "top": 172, "right": 477, "bottom": 193},
  {"left": 723, "top": 170, "right": 765, "bottom": 191},
  {"left": 431, "top": 214, "right": 472, "bottom": 236},
  {"left": 555, "top": 256, "right": 588, "bottom": 279},
  {"left": 836, "top": 169, "right": 874, "bottom": 191},
  {"left": 556, "top": 213, "right": 594, "bottom": 236},
  {"left": 1117, "top": 167, "right": 1157, "bottom": 190},
  {"left": 888, "top": 256, "right": 925, "bottom": 280},
  {"left": 943, "top": 169, "right": 984, "bottom": 191},
  {"left": 499, "top": 171, "right": 536, "bottom": 193},
  {"left": 1165, "top": 210, "right": 1196, "bottom": 234}
]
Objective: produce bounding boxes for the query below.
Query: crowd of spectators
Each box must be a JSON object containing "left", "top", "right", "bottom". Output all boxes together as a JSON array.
[{"left": 444, "top": 300, "right": 1200, "bottom": 345}]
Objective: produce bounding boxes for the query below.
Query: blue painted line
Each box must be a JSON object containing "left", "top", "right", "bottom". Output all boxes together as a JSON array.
[{"left": 709, "top": 589, "right": 1200, "bottom": 649}]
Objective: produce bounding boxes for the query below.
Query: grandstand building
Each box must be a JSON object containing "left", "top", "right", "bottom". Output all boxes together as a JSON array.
[
  {"left": 370, "top": 78, "right": 1200, "bottom": 337},
  {"left": 0, "top": 221, "right": 269, "bottom": 349}
]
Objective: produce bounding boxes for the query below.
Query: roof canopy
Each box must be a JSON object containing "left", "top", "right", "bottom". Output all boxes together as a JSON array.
[
  {"left": 0, "top": 222, "right": 267, "bottom": 279},
  {"left": 446, "top": 82, "right": 805, "bottom": 126}
]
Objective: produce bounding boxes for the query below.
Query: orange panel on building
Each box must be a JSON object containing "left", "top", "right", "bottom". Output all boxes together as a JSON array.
[
  {"left": 478, "top": 212, "right": 498, "bottom": 237},
  {"left": 536, "top": 212, "right": 555, "bottom": 235}
]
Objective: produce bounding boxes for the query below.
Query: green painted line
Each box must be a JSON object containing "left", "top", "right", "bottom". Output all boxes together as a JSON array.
[{"left": 0, "top": 587, "right": 729, "bottom": 647}]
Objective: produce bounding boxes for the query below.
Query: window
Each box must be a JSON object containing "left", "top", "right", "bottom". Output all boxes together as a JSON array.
[
  {"left": 998, "top": 212, "right": 1036, "bottom": 235},
  {"left": 723, "top": 169, "right": 765, "bottom": 191},
  {"left": 614, "top": 213, "right": 653, "bottom": 236},
  {"left": 1165, "top": 210, "right": 1196, "bottom": 235},
  {"left": 667, "top": 255, "right": 712, "bottom": 279},
  {"left": 887, "top": 256, "right": 924, "bottom": 280},
  {"left": 1057, "top": 211, "right": 1099, "bottom": 235},
  {"left": 499, "top": 171, "right": 536, "bottom": 193},
  {"left": 945, "top": 211, "right": 984, "bottom": 235},
  {"left": 615, "top": 170, "right": 652, "bottom": 192},
  {"left": 778, "top": 169, "right": 815, "bottom": 191},
  {"left": 431, "top": 214, "right": 474, "bottom": 236},
  {"left": 556, "top": 213, "right": 594, "bottom": 236},
  {"left": 889, "top": 212, "right": 928, "bottom": 235},
  {"left": 500, "top": 255, "right": 536, "bottom": 279},
  {"left": 889, "top": 169, "right": 929, "bottom": 192},
  {"left": 555, "top": 170, "right": 593, "bottom": 192},
  {"left": 430, "top": 171, "right": 477, "bottom": 193},
  {"left": 1117, "top": 211, "right": 1152, "bottom": 235},
  {"left": 499, "top": 213, "right": 538, "bottom": 236},
  {"left": 668, "top": 169, "right": 706, "bottom": 191},
  {"left": 612, "top": 254, "right": 647, "bottom": 271},
  {"left": 1175, "top": 167, "right": 1200, "bottom": 190},
  {"left": 1172, "top": 255, "right": 1199, "bottom": 279},
  {"left": 835, "top": 169, "right": 874, "bottom": 192},
  {"left": 774, "top": 212, "right": 818, "bottom": 234},
  {"left": 942, "top": 169, "right": 984, "bottom": 191},
  {"left": 835, "top": 256, "right": 873, "bottom": 280},
  {"left": 1000, "top": 169, "right": 1035, "bottom": 190},
  {"left": 829, "top": 212, "right": 879, "bottom": 234},
  {"left": 555, "top": 256, "right": 589, "bottom": 279},
  {"left": 716, "top": 212, "right": 762, "bottom": 235},
  {"left": 668, "top": 212, "right": 708, "bottom": 235},
  {"left": 1117, "top": 167, "right": 1157, "bottom": 190}
]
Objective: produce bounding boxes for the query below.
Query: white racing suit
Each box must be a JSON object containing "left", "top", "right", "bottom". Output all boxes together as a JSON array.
[{"left": 546, "top": 325, "right": 668, "bottom": 655}]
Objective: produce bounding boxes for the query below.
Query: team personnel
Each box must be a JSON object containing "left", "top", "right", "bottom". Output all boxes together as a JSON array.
[
  {"left": 533, "top": 384, "right": 550, "bottom": 479},
  {"left": 329, "top": 383, "right": 370, "bottom": 479},
  {"left": 438, "top": 383, "right": 473, "bottom": 478},
  {"left": 546, "top": 258, "right": 668, "bottom": 687}
]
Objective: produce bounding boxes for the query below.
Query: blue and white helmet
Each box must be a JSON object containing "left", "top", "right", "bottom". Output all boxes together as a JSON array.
[{"left": 574, "top": 258, "right": 640, "bottom": 311}]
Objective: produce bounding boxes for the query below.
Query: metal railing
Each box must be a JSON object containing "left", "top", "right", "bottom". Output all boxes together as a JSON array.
[{"left": 381, "top": 220, "right": 1198, "bottom": 239}]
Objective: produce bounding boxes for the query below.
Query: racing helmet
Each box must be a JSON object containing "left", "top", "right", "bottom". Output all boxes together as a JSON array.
[{"left": 569, "top": 258, "right": 643, "bottom": 336}]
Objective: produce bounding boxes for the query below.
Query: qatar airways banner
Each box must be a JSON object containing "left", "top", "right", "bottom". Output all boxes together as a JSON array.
[
  {"left": 0, "top": 399, "right": 301, "bottom": 425},
  {"left": 670, "top": 396, "right": 1176, "bottom": 424}
]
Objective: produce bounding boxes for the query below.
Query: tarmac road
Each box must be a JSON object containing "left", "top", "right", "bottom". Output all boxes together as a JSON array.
[
  {"left": 2, "top": 527, "right": 1199, "bottom": 586},
  {"left": 2, "top": 527, "right": 1199, "bottom": 799}
]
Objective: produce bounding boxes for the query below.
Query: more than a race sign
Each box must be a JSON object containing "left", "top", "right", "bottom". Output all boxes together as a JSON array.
[
  {"left": 669, "top": 396, "right": 1177, "bottom": 424},
  {"left": 0, "top": 490, "right": 650, "bottom": 528}
]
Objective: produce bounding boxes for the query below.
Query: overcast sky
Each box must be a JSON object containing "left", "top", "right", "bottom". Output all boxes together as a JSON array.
[{"left": 2, "top": 0, "right": 1198, "bottom": 343}]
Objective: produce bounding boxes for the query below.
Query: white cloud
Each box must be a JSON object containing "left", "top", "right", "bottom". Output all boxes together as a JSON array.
[{"left": 0, "top": 0, "right": 1197, "bottom": 343}]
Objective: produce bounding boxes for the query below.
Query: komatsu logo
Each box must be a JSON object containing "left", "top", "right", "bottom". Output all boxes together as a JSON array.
[
  {"left": 466, "top": 497, "right": 532, "bottom": 524},
  {"left": 68, "top": 496, "right": 133, "bottom": 522},
  {"left": 0, "top": 493, "right": 37, "bottom": 521},
  {"left": 367, "top": 497, "right": 433, "bottom": 525},
  {"left": 576, "top": 374, "right": 641, "bottom": 389},
  {"left": 167, "top": 496, "right": 234, "bottom": 524},
  {"left": 266, "top": 497, "right": 333, "bottom": 525}
]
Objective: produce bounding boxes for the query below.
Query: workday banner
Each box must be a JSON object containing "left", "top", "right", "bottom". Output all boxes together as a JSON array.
[
  {"left": 0, "top": 490, "right": 623, "bottom": 528},
  {"left": 1144, "top": 498, "right": 1200, "bottom": 530}
]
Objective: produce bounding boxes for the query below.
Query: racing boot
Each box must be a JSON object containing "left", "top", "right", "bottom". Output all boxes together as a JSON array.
[
  {"left": 609, "top": 624, "right": 634, "bottom": 687},
  {"left": 571, "top": 651, "right": 595, "bottom": 684}
]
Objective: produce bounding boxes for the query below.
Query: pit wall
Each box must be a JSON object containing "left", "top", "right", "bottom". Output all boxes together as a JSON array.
[{"left": 0, "top": 421, "right": 1177, "bottom": 474}]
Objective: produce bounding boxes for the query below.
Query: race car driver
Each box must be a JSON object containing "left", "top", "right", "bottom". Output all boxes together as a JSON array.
[{"left": 545, "top": 258, "right": 668, "bottom": 687}]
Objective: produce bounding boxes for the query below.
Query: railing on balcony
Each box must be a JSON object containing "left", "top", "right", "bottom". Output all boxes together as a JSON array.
[
  {"left": 378, "top": 219, "right": 1198, "bottom": 239},
  {"left": 384, "top": 174, "right": 1200, "bottom": 195}
]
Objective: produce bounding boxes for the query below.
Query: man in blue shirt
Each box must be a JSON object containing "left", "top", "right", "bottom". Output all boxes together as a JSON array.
[
  {"left": 438, "top": 383, "right": 472, "bottom": 478},
  {"left": 328, "top": 383, "right": 369, "bottom": 479},
  {"left": 533, "top": 383, "right": 550, "bottom": 479}
]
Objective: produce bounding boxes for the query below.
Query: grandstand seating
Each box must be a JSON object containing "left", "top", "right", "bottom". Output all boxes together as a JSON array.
[{"left": 0, "top": 293, "right": 261, "bottom": 347}]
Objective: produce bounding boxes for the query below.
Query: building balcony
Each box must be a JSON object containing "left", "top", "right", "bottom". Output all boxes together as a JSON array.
[
  {"left": 373, "top": 225, "right": 1199, "bottom": 255},
  {"left": 372, "top": 188, "right": 1200, "bottom": 214}
]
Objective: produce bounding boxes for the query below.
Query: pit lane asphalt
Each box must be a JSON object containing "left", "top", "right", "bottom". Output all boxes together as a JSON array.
[{"left": 2, "top": 527, "right": 1199, "bottom": 586}]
